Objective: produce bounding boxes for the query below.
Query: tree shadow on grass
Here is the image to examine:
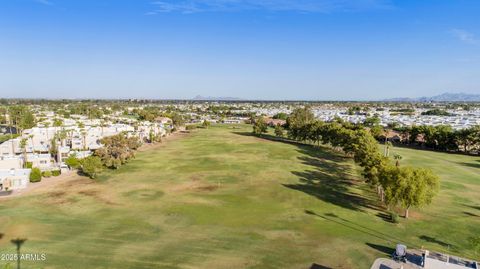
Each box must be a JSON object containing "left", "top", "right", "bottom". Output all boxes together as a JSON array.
[
  {"left": 463, "top": 211, "right": 479, "bottom": 217},
  {"left": 376, "top": 212, "right": 395, "bottom": 223},
  {"left": 286, "top": 147, "right": 382, "bottom": 212},
  {"left": 306, "top": 210, "right": 410, "bottom": 246},
  {"left": 418, "top": 235, "right": 454, "bottom": 249},
  {"left": 310, "top": 264, "right": 332, "bottom": 269},
  {"left": 285, "top": 172, "right": 371, "bottom": 212},
  {"left": 234, "top": 131, "right": 382, "bottom": 214},
  {"left": 366, "top": 242, "right": 395, "bottom": 255},
  {"left": 463, "top": 204, "right": 480, "bottom": 211},
  {"left": 232, "top": 131, "right": 309, "bottom": 147},
  {"left": 457, "top": 161, "right": 480, "bottom": 170}
]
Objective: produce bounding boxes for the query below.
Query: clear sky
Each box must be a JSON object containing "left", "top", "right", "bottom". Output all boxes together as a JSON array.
[{"left": 0, "top": 0, "right": 479, "bottom": 100}]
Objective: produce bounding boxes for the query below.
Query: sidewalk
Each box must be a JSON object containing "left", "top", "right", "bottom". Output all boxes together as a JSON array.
[{"left": 371, "top": 258, "right": 422, "bottom": 269}]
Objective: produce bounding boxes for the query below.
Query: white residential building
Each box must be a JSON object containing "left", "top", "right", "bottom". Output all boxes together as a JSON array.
[{"left": 0, "top": 169, "right": 30, "bottom": 191}]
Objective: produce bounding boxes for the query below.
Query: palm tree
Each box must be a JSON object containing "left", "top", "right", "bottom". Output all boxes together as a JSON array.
[
  {"left": 52, "top": 131, "right": 67, "bottom": 163},
  {"left": 44, "top": 122, "right": 51, "bottom": 140},
  {"left": 58, "top": 129, "right": 68, "bottom": 147},
  {"left": 81, "top": 130, "right": 87, "bottom": 150},
  {"left": 100, "top": 120, "right": 107, "bottom": 136},
  {"left": 8, "top": 116, "right": 15, "bottom": 154},
  {"left": 28, "top": 134, "right": 34, "bottom": 153},
  {"left": 19, "top": 138, "right": 28, "bottom": 168},
  {"left": 149, "top": 127, "right": 155, "bottom": 143},
  {"left": 77, "top": 121, "right": 85, "bottom": 130},
  {"left": 50, "top": 133, "right": 59, "bottom": 164},
  {"left": 394, "top": 153, "right": 402, "bottom": 167},
  {"left": 67, "top": 129, "right": 74, "bottom": 147},
  {"left": 384, "top": 141, "right": 393, "bottom": 157}
]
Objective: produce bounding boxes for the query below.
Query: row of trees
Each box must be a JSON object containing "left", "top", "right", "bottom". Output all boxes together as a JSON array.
[
  {"left": 0, "top": 105, "right": 36, "bottom": 133},
  {"left": 392, "top": 125, "right": 480, "bottom": 153},
  {"left": 255, "top": 107, "right": 440, "bottom": 219},
  {"left": 359, "top": 115, "right": 480, "bottom": 154},
  {"left": 132, "top": 108, "right": 185, "bottom": 127}
]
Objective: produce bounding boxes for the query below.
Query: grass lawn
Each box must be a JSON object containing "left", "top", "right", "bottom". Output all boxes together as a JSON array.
[{"left": 0, "top": 124, "right": 479, "bottom": 269}]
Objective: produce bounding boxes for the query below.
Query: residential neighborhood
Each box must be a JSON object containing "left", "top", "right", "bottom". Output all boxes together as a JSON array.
[{"left": 0, "top": 108, "right": 169, "bottom": 192}]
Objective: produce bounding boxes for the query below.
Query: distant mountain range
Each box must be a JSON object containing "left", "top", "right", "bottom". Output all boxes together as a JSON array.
[
  {"left": 192, "top": 95, "right": 242, "bottom": 101},
  {"left": 384, "top": 92, "right": 480, "bottom": 102}
]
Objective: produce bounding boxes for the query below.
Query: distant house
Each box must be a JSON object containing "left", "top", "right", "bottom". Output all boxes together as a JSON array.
[
  {"left": 0, "top": 156, "right": 23, "bottom": 170},
  {"left": 155, "top": 117, "right": 173, "bottom": 125},
  {"left": 58, "top": 146, "right": 71, "bottom": 164},
  {"left": 0, "top": 169, "right": 30, "bottom": 191},
  {"left": 382, "top": 130, "right": 402, "bottom": 143},
  {"left": 415, "top": 134, "right": 426, "bottom": 144},
  {"left": 0, "top": 139, "right": 21, "bottom": 156},
  {"left": 223, "top": 119, "right": 243, "bottom": 124},
  {"left": 264, "top": 118, "right": 286, "bottom": 127},
  {"left": 27, "top": 153, "right": 52, "bottom": 171}
]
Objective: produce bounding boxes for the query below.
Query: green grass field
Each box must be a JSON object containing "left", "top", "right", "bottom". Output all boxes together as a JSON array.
[{"left": 0, "top": 124, "right": 479, "bottom": 269}]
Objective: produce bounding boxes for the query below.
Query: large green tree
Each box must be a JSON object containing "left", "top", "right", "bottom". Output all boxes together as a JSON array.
[
  {"left": 252, "top": 117, "right": 267, "bottom": 135},
  {"left": 80, "top": 156, "right": 103, "bottom": 179},
  {"left": 286, "top": 106, "right": 315, "bottom": 140},
  {"left": 9, "top": 105, "right": 36, "bottom": 132},
  {"left": 383, "top": 166, "right": 439, "bottom": 218},
  {"left": 274, "top": 124, "right": 284, "bottom": 137},
  {"left": 95, "top": 133, "right": 141, "bottom": 169}
]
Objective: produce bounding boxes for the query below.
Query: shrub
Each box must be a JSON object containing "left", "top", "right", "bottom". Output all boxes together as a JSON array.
[
  {"left": 389, "top": 211, "right": 399, "bottom": 223},
  {"left": 42, "top": 170, "right": 52, "bottom": 178},
  {"left": 202, "top": 120, "right": 211, "bottom": 129},
  {"left": 81, "top": 156, "right": 104, "bottom": 179},
  {"left": 65, "top": 154, "right": 80, "bottom": 169},
  {"left": 52, "top": 170, "right": 61, "bottom": 176},
  {"left": 29, "top": 168, "right": 42, "bottom": 182},
  {"left": 25, "top": 162, "right": 33, "bottom": 168}
]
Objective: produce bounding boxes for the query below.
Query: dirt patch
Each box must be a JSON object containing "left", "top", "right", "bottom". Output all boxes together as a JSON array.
[
  {"left": 78, "top": 189, "right": 99, "bottom": 197},
  {"left": 45, "top": 190, "right": 73, "bottom": 205},
  {"left": 165, "top": 180, "right": 220, "bottom": 194},
  {"left": 77, "top": 189, "right": 118, "bottom": 205},
  {"left": 49, "top": 191, "right": 67, "bottom": 198},
  {"left": 122, "top": 189, "right": 164, "bottom": 200},
  {"left": 262, "top": 230, "right": 304, "bottom": 240},
  {"left": 63, "top": 178, "right": 94, "bottom": 187},
  {"left": 190, "top": 175, "right": 202, "bottom": 181},
  {"left": 137, "top": 131, "right": 190, "bottom": 152},
  {"left": 166, "top": 180, "right": 202, "bottom": 193},
  {"left": 195, "top": 185, "right": 219, "bottom": 192}
]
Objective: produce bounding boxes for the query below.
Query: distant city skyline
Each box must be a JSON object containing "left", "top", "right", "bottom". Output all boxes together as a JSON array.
[{"left": 1, "top": 0, "right": 479, "bottom": 100}]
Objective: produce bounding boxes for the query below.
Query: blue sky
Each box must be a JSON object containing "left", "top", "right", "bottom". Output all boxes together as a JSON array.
[{"left": 0, "top": 0, "right": 479, "bottom": 100}]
